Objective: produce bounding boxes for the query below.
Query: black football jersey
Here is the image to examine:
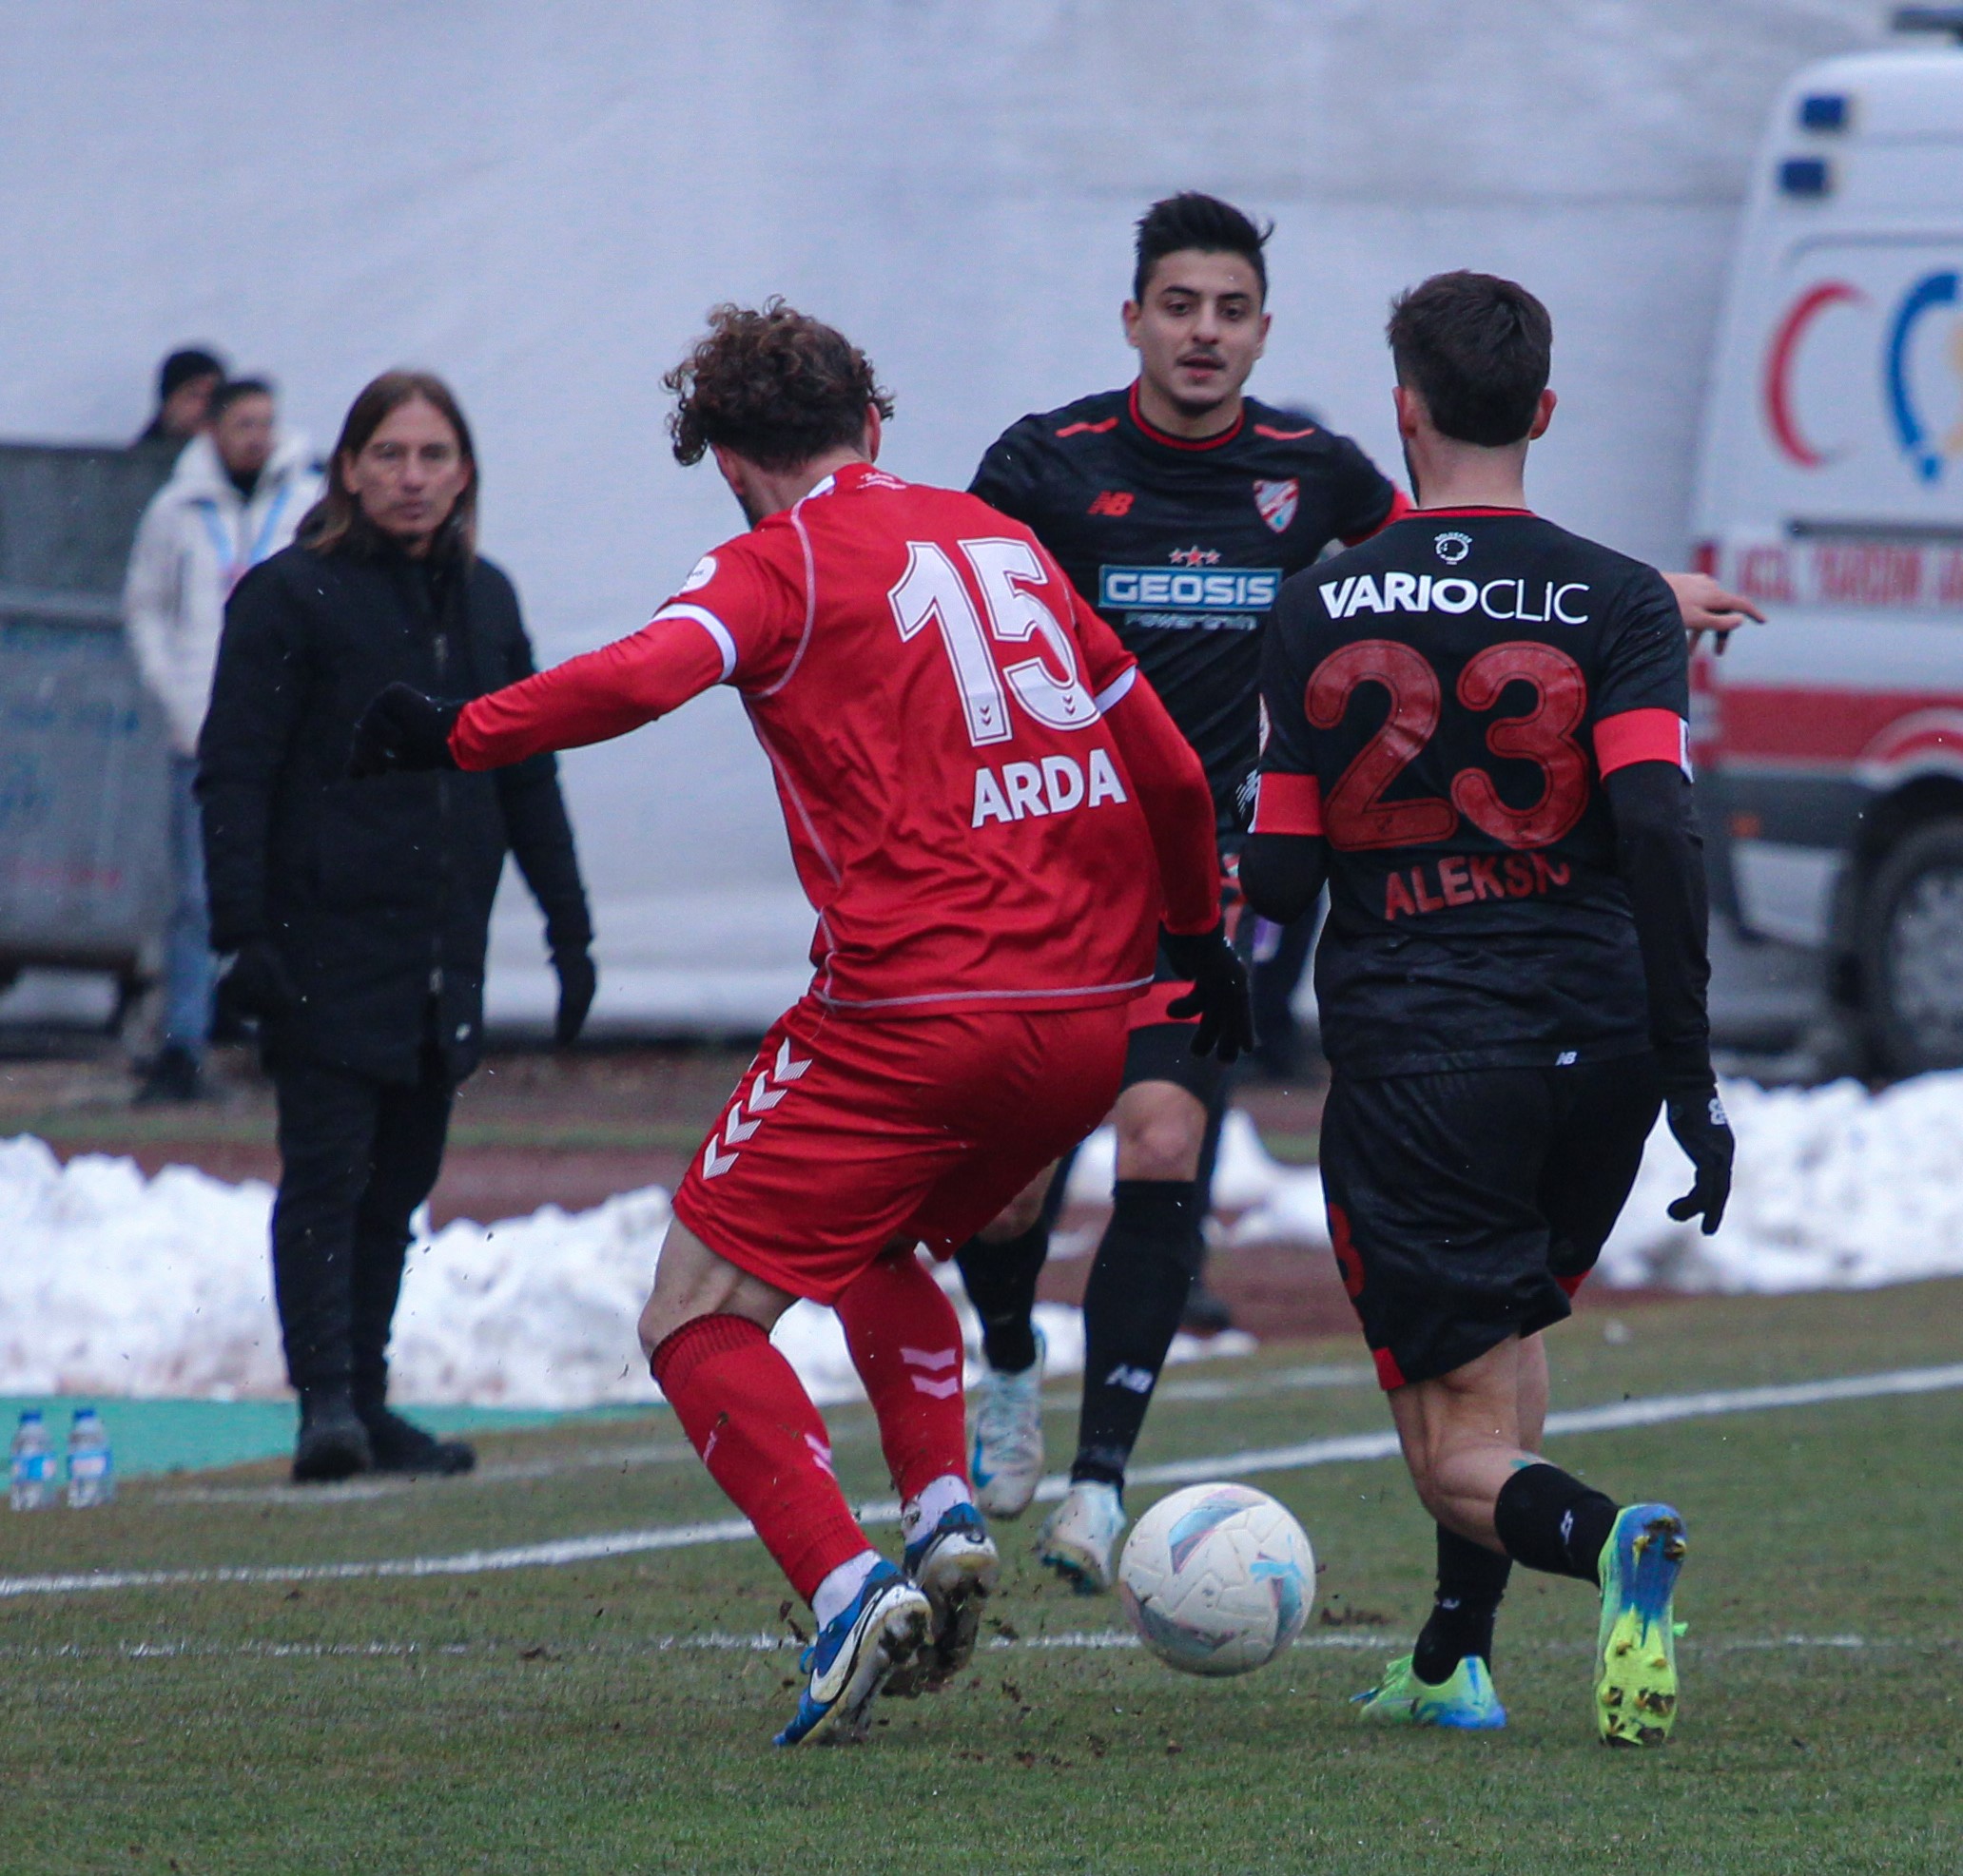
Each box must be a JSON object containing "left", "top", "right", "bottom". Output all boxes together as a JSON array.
[
  {"left": 971, "top": 382, "right": 1397, "bottom": 836},
  {"left": 1254, "top": 507, "right": 1690, "bottom": 1078}
]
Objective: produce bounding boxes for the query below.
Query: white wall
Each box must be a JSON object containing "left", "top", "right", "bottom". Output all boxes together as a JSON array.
[{"left": 0, "top": 0, "right": 1890, "bottom": 1028}]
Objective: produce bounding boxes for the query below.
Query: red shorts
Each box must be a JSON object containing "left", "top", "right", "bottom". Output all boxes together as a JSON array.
[{"left": 671, "top": 994, "right": 1129, "bottom": 1305}]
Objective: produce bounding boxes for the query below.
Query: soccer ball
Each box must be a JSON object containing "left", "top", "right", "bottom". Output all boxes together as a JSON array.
[{"left": 1117, "top": 1482, "right": 1315, "bottom": 1677}]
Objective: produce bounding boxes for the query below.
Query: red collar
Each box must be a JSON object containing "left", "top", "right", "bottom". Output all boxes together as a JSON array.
[
  {"left": 1126, "top": 380, "right": 1245, "bottom": 452},
  {"left": 816, "top": 460, "right": 900, "bottom": 497},
  {"left": 1407, "top": 504, "right": 1535, "bottom": 517}
]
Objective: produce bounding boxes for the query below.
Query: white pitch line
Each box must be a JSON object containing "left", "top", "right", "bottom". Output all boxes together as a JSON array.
[
  {"left": 0, "top": 1630, "right": 1922, "bottom": 1662},
  {"left": 147, "top": 1366, "right": 1375, "bottom": 1506},
  {"left": 4, "top": 1362, "right": 1959, "bottom": 1601},
  {"left": 1106, "top": 1360, "right": 1963, "bottom": 1496}
]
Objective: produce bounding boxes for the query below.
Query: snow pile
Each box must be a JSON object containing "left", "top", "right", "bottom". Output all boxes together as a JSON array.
[
  {"left": 1209, "top": 1073, "right": 1963, "bottom": 1297},
  {"left": 1599, "top": 1072, "right": 1963, "bottom": 1293},
  {"left": 0, "top": 1135, "right": 1243, "bottom": 1409},
  {"left": 0, "top": 1139, "right": 285, "bottom": 1401},
  {"left": 8, "top": 1070, "right": 1961, "bottom": 1408}
]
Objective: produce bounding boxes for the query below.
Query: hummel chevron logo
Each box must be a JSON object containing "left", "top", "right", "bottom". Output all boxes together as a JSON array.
[
  {"left": 903, "top": 1344, "right": 962, "bottom": 1399},
  {"left": 701, "top": 1038, "right": 815, "bottom": 1179},
  {"left": 743, "top": 1038, "right": 813, "bottom": 1112}
]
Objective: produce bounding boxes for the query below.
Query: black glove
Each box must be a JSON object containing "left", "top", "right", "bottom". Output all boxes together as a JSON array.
[
  {"left": 1160, "top": 921, "right": 1255, "bottom": 1064},
  {"left": 1657, "top": 1046, "right": 1735, "bottom": 1236},
  {"left": 215, "top": 940, "right": 301, "bottom": 1024},
  {"left": 349, "top": 683, "right": 462, "bottom": 778},
  {"left": 553, "top": 947, "right": 596, "bottom": 1048}
]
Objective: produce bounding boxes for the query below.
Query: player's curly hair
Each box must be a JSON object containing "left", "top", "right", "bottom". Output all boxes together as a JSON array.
[{"left": 664, "top": 300, "right": 895, "bottom": 473}]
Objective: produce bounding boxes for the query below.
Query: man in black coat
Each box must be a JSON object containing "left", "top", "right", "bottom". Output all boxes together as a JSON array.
[{"left": 199, "top": 370, "right": 595, "bottom": 1482}]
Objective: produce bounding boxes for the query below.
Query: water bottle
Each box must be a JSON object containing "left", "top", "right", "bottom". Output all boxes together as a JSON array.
[
  {"left": 67, "top": 1406, "right": 113, "bottom": 1509},
  {"left": 10, "top": 1410, "right": 55, "bottom": 1511}
]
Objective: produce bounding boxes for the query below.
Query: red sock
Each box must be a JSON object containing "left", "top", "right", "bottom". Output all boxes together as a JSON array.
[
  {"left": 834, "top": 1247, "right": 970, "bottom": 1505},
  {"left": 651, "top": 1314, "right": 871, "bottom": 1606}
]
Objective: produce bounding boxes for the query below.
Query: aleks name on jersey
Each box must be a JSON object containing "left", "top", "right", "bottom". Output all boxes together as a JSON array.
[
  {"left": 971, "top": 748, "right": 1130, "bottom": 828},
  {"left": 1320, "top": 571, "right": 1592, "bottom": 626},
  {"left": 1098, "top": 564, "right": 1281, "bottom": 631}
]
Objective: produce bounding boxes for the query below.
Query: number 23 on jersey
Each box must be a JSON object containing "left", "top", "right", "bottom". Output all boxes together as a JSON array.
[{"left": 1307, "top": 638, "right": 1590, "bottom": 853}]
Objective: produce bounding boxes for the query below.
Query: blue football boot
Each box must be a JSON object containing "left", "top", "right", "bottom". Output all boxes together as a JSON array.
[{"left": 774, "top": 1560, "right": 930, "bottom": 1748}]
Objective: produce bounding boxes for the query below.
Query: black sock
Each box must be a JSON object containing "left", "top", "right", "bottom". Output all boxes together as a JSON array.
[
  {"left": 1492, "top": 1462, "right": 1620, "bottom": 1585},
  {"left": 955, "top": 1221, "right": 1052, "bottom": 1373},
  {"left": 1411, "top": 1525, "right": 1512, "bottom": 1682},
  {"left": 1070, "top": 1180, "right": 1202, "bottom": 1485}
]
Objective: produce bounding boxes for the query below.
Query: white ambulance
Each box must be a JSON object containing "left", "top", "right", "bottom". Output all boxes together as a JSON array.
[{"left": 1694, "top": 14, "right": 1963, "bottom": 1073}]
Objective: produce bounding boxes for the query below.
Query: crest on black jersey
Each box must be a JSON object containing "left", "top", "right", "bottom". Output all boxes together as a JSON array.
[{"left": 1254, "top": 478, "right": 1299, "bottom": 533}]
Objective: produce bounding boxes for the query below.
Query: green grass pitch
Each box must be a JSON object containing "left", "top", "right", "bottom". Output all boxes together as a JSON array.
[{"left": 2, "top": 1283, "right": 1959, "bottom": 1874}]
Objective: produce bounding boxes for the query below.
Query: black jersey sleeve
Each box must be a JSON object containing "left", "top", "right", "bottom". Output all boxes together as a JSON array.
[
  {"left": 1603, "top": 762, "right": 1712, "bottom": 1080},
  {"left": 1241, "top": 575, "right": 1331, "bottom": 923},
  {"left": 1251, "top": 575, "right": 1324, "bottom": 827},
  {"left": 1592, "top": 567, "right": 1692, "bottom": 727},
  {"left": 969, "top": 419, "right": 1042, "bottom": 527},
  {"left": 1327, "top": 435, "right": 1399, "bottom": 547}
]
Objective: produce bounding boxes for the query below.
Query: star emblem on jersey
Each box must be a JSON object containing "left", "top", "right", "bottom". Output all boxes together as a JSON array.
[
  {"left": 701, "top": 1036, "right": 812, "bottom": 1178},
  {"left": 1168, "top": 546, "right": 1221, "bottom": 567},
  {"left": 1253, "top": 478, "right": 1299, "bottom": 534},
  {"left": 1434, "top": 531, "right": 1472, "bottom": 565}
]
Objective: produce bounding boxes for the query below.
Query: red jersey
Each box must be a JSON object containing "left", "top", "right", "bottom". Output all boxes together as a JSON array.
[{"left": 453, "top": 462, "right": 1219, "bottom": 1017}]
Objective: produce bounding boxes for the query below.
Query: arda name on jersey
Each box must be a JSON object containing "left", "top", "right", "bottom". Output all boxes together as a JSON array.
[{"left": 970, "top": 748, "right": 1131, "bottom": 828}]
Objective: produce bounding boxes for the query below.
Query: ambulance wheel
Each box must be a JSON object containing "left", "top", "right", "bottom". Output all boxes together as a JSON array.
[{"left": 1859, "top": 819, "right": 1963, "bottom": 1077}]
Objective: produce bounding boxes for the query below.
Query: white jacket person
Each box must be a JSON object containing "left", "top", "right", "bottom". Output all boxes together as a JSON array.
[{"left": 124, "top": 426, "right": 321, "bottom": 755}]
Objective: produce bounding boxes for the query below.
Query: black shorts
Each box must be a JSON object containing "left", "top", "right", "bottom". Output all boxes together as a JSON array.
[
  {"left": 1119, "top": 896, "right": 1257, "bottom": 1109},
  {"left": 1123, "top": 998, "right": 1234, "bottom": 1107},
  {"left": 1317, "top": 1056, "right": 1662, "bottom": 1390}
]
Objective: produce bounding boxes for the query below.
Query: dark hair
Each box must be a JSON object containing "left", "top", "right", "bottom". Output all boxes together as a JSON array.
[
  {"left": 158, "top": 347, "right": 224, "bottom": 399},
  {"left": 665, "top": 300, "right": 893, "bottom": 474},
  {"left": 1386, "top": 271, "right": 1552, "bottom": 447},
  {"left": 297, "top": 369, "right": 477, "bottom": 560},
  {"left": 1132, "top": 192, "right": 1272, "bottom": 304},
  {"left": 209, "top": 377, "right": 274, "bottom": 421}
]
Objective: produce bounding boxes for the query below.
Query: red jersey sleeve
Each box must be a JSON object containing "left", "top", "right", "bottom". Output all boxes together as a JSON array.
[
  {"left": 1059, "top": 578, "right": 1142, "bottom": 707},
  {"left": 1062, "top": 586, "right": 1221, "bottom": 935},
  {"left": 448, "top": 532, "right": 807, "bottom": 770}
]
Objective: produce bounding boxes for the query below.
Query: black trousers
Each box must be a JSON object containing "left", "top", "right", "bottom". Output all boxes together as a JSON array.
[{"left": 268, "top": 1040, "right": 456, "bottom": 1399}]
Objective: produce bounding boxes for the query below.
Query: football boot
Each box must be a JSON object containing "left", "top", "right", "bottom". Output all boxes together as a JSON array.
[
  {"left": 1037, "top": 1480, "right": 1126, "bottom": 1594},
  {"left": 1352, "top": 1653, "right": 1507, "bottom": 1730},
  {"left": 774, "top": 1560, "right": 930, "bottom": 1748},
  {"left": 888, "top": 1500, "right": 1000, "bottom": 1695},
  {"left": 970, "top": 1329, "right": 1046, "bottom": 1519},
  {"left": 1594, "top": 1501, "right": 1687, "bottom": 1747}
]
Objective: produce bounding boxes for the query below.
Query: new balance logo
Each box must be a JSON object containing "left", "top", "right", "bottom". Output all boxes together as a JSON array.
[
  {"left": 701, "top": 1036, "right": 813, "bottom": 1179},
  {"left": 902, "top": 1344, "right": 962, "bottom": 1399},
  {"left": 1105, "top": 1364, "right": 1156, "bottom": 1395},
  {"left": 1087, "top": 489, "right": 1134, "bottom": 516}
]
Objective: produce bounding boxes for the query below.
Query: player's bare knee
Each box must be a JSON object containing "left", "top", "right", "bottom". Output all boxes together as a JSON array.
[
  {"left": 978, "top": 1194, "right": 1040, "bottom": 1241},
  {"left": 977, "top": 1165, "right": 1056, "bottom": 1241},
  {"left": 638, "top": 1223, "right": 789, "bottom": 1362},
  {"left": 1113, "top": 1087, "right": 1207, "bottom": 1182}
]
